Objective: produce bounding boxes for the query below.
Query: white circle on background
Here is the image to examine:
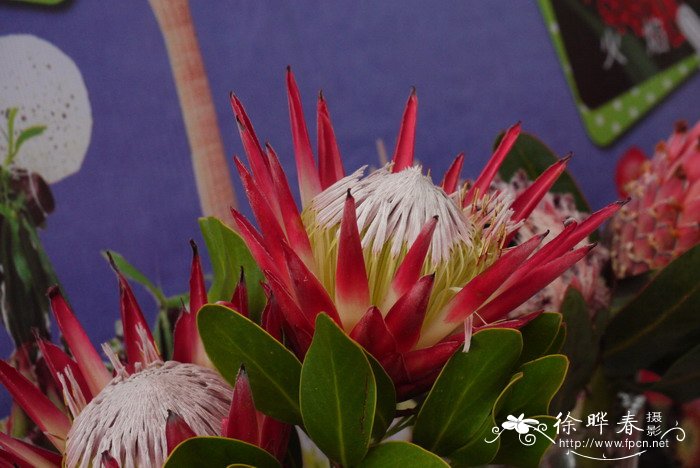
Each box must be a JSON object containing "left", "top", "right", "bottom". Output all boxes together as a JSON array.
[{"left": 0, "top": 34, "right": 92, "bottom": 183}]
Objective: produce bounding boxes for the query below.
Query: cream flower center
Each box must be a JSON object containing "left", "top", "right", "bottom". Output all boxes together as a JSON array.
[
  {"left": 302, "top": 164, "right": 513, "bottom": 321},
  {"left": 307, "top": 165, "right": 474, "bottom": 265}
]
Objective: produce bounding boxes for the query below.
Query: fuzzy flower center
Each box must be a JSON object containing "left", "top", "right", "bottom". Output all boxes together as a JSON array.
[
  {"left": 303, "top": 165, "right": 510, "bottom": 320},
  {"left": 65, "top": 361, "right": 231, "bottom": 468}
]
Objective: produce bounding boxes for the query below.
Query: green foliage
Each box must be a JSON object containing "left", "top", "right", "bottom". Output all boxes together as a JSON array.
[
  {"left": 497, "top": 355, "right": 568, "bottom": 417},
  {"left": 491, "top": 415, "right": 557, "bottom": 468},
  {"left": 603, "top": 244, "right": 700, "bottom": 378},
  {"left": 552, "top": 288, "right": 599, "bottom": 413},
  {"left": 519, "top": 312, "right": 562, "bottom": 363},
  {"left": 3, "top": 107, "right": 46, "bottom": 167},
  {"left": 199, "top": 217, "right": 265, "bottom": 321},
  {"left": 300, "top": 314, "right": 376, "bottom": 466},
  {"left": 0, "top": 107, "right": 55, "bottom": 347},
  {"left": 164, "top": 437, "right": 279, "bottom": 468},
  {"left": 0, "top": 204, "right": 57, "bottom": 346},
  {"left": 198, "top": 304, "right": 302, "bottom": 424},
  {"left": 365, "top": 352, "right": 396, "bottom": 440},
  {"left": 410, "top": 325, "right": 568, "bottom": 467},
  {"left": 413, "top": 329, "right": 523, "bottom": 455},
  {"left": 494, "top": 131, "right": 590, "bottom": 212},
  {"left": 358, "top": 441, "right": 449, "bottom": 468},
  {"left": 650, "top": 343, "right": 700, "bottom": 403}
]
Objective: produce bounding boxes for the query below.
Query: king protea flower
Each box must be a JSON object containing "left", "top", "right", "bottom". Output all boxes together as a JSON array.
[
  {"left": 612, "top": 120, "right": 700, "bottom": 278},
  {"left": 496, "top": 171, "right": 611, "bottom": 317},
  {"left": 0, "top": 245, "right": 288, "bottom": 467},
  {"left": 229, "top": 69, "right": 623, "bottom": 397}
]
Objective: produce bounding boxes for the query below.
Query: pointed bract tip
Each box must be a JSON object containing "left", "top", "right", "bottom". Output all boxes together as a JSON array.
[
  {"left": 238, "top": 266, "right": 246, "bottom": 284},
  {"left": 101, "top": 451, "right": 119, "bottom": 468},
  {"left": 346, "top": 188, "right": 353, "bottom": 200},
  {"left": 432, "top": 215, "right": 439, "bottom": 220},
  {"left": 674, "top": 120, "right": 688, "bottom": 133},
  {"left": 189, "top": 239, "right": 198, "bottom": 256},
  {"left": 46, "top": 284, "right": 61, "bottom": 298},
  {"left": 105, "top": 250, "right": 118, "bottom": 270},
  {"left": 318, "top": 89, "right": 324, "bottom": 101},
  {"left": 286, "top": 65, "right": 292, "bottom": 73},
  {"left": 561, "top": 152, "right": 573, "bottom": 163},
  {"left": 409, "top": 86, "right": 417, "bottom": 96},
  {"left": 620, "top": 197, "right": 632, "bottom": 206}
]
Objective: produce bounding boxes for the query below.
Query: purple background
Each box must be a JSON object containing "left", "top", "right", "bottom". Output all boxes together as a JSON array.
[{"left": 0, "top": 1, "right": 698, "bottom": 411}]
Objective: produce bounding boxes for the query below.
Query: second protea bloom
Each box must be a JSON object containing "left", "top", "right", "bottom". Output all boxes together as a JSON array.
[
  {"left": 0, "top": 246, "right": 288, "bottom": 466},
  {"left": 497, "top": 171, "right": 611, "bottom": 317},
  {"left": 612, "top": 120, "right": 700, "bottom": 278},
  {"left": 230, "top": 69, "right": 622, "bottom": 397}
]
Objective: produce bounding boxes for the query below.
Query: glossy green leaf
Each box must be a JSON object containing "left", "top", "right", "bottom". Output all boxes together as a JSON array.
[
  {"left": 553, "top": 288, "right": 597, "bottom": 413},
  {"left": 498, "top": 355, "right": 568, "bottom": 417},
  {"left": 199, "top": 217, "right": 265, "bottom": 321},
  {"left": 492, "top": 415, "right": 557, "bottom": 468},
  {"left": 449, "top": 372, "right": 524, "bottom": 466},
  {"left": 413, "top": 328, "right": 522, "bottom": 454},
  {"left": 101, "top": 250, "right": 166, "bottom": 304},
  {"left": 164, "top": 437, "right": 279, "bottom": 468},
  {"left": 603, "top": 244, "right": 700, "bottom": 376},
  {"left": 300, "top": 314, "right": 376, "bottom": 466},
  {"left": 448, "top": 410, "right": 498, "bottom": 467},
  {"left": 365, "top": 352, "right": 396, "bottom": 440},
  {"left": 546, "top": 325, "right": 566, "bottom": 355},
  {"left": 519, "top": 312, "right": 562, "bottom": 363},
  {"left": 198, "top": 305, "right": 302, "bottom": 424},
  {"left": 494, "top": 132, "right": 590, "bottom": 212},
  {"left": 358, "top": 441, "right": 449, "bottom": 468},
  {"left": 651, "top": 343, "right": 700, "bottom": 403}
]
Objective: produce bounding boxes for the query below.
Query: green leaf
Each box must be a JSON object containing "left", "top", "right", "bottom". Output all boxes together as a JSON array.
[
  {"left": 101, "top": 250, "right": 166, "bottom": 304},
  {"left": 519, "top": 312, "right": 562, "bottom": 363},
  {"left": 300, "top": 314, "right": 376, "bottom": 466},
  {"left": 365, "top": 352, "right": 396, "bottom": 440},
  {"left": 553, "top": 288, "right": 597, "bottom": 414},
  {"left": 413, "top": 328, "right": 522, "bottom": 455},
  {"left": 498, "top": 355, "right": 569, "bottom": 417},
  {"left": 602, "top": 244, "right": 700, "bottom": 376},
  {"left": 199, "top": 217, "right": 265, "bottom": 321},
  {"left": 358, "top": 441, "right": 449, "bottom": 468},
  {"left": 494, "top": 132, "right": 590, "bottom": 212},
  {"left": 650, "top": 343, "right": 700, "bottom": 403},
  {"left": 546, "top": 325, "right": 566, "bottom": 355},
  {"left": 13, "top": 125, "right": 45, "bottom": 155},
  {"left": 198, "top": 305, "right": 302, "bottom": 424},
  {"left": 448, "top": 411, "right": 499, "bottom": 467},
  {"left": 448, "top": 372, "right": 524, "bottom": 466},
  {"left": 492, "top": 415, "right": 557, "bottom": 468},
  {"left": 164, "top": 437, "right": 279, "bottom": 468}
]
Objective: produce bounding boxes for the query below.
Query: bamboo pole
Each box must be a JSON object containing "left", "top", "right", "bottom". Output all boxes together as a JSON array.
[{"left": 148, "top": 0, "right": 237, "bottom": 223}]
